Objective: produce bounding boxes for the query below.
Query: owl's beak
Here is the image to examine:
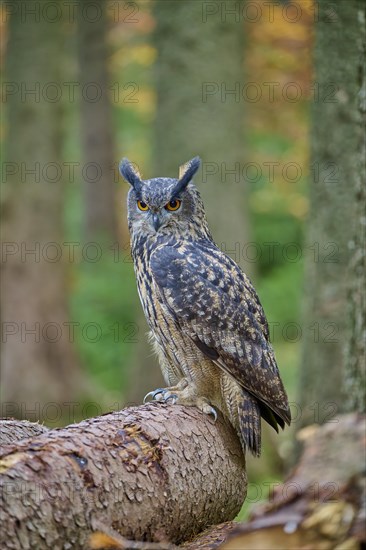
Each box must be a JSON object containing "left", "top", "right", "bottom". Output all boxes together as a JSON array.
[{"left": 151, "top": 213, "right": 161, "bottom": 231}]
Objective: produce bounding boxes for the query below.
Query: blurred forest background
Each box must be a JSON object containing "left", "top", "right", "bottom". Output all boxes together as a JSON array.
[{"left": 1, "top": 0, "right": 364, "bottom": 519}]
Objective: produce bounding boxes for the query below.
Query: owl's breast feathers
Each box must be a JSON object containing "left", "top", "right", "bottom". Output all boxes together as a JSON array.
[{"left": 149, "top": 239, "right": 291, "bottom": 431}]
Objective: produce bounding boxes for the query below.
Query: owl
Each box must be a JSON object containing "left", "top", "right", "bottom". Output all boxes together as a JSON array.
[{"left": 120, "top": 156, "right": 291, "bottom": 456}]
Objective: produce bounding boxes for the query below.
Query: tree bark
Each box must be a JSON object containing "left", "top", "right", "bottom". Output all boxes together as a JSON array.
[
  {"left": 343, "top": 0, "right": 366, "bottom": 414},
  {"left": 0, "top": 404, "right": 247, "bottom": 549},
  {"left": 180, "top": 522, "right": 237, "bottom": 550},
  {"left": 77, "top": 0, "right": 119, "bottom": 243},
  {"left": 0, "top": 0, "right": 89, "bottom": 413},
  {"left": 298, "top": 0, "right": 366, "bottom": 427},
  {"left": 0, "top": 420, "right": 48, "bottom": 446},
  {"left": 152, "top": 1, "right": 251, "bottom": 271}
]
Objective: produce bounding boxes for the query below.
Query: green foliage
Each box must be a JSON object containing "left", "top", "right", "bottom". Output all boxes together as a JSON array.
[
  {"left": 252, "top": 212, "right": 304, "bottom": 275},
  {"left": 257, "top": 260, "right": 303, "bottom": 329}
]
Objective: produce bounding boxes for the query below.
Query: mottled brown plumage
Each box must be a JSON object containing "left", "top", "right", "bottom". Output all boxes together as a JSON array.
[{"left": 120, "top": 157, "right": 291, "bottom": 456}]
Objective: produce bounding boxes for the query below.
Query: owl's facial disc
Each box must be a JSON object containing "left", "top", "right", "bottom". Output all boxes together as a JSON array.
[
  {"left": 129, "top": 177, "right": 185, "bottom": 233},
  {"left": 127, "top": 169, "right": 209, "bottom": 240},
  {"left": 135, "top": 196, "right": 181, "bottom": 232}
]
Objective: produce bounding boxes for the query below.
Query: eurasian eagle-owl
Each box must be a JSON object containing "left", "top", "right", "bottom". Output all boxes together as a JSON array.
[{"left": 120, "top": 156, "right": 291, "bottom": 456}]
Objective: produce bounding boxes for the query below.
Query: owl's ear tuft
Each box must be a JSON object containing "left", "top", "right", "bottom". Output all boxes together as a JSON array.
[
  {"left": 174, "top": 156, "right": 201, "bottom": 195},
  {"left": 119, "top": 158, "right": 142, "bottom": 194}
]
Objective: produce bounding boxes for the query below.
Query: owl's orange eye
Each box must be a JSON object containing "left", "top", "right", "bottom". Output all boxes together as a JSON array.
[
  {"left": 137, "top": 200, "right": 149, "bottom": 211},
  {"left": 165, "top": 199, "right": 181, "bottom": 211}
]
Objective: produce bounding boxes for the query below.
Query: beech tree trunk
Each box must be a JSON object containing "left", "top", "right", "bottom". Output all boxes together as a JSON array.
[
  {"left": 0, "top": 404, "right": 247, "bottom": 549},
  {"left": 0, "top": 0, "right": 89, "bottom": 414},
  {"left": 77, "top": 0, "right": 119, "bottom": 243},
  {"left": 298, "top": 0, "right": 366, "bottom": 427},
  {"left": 343, "top": 0, "right": 366, "bottom": 414},
  {"left": 153, "top": 1, "right": 251, "bottom": 267}
]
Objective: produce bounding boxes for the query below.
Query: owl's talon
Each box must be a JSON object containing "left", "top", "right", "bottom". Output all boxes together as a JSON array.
[
  {"left": 143, "top": 388, "right": 166, "bottom": 404},
  {"left": 165, "top": 393, "right": 178, "bottom": 405},
  {"left": 143, "top": 391, "right": 153, "bottom": 404},
  {"left": 208, "top": 406, "right": 218, "bottom": 422}
]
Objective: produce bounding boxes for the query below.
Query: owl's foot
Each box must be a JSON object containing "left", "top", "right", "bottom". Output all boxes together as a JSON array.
[
  {"left": 193, "top": 397, "right": 218, "bottom": 421},
  {"left": 143, "top": 377, "right": 189, "bottom": 404},
  {"left": 143, "top": 380, "right": 217, "bottom": 422},
  {"left": 143, "top": 387, "right": 168, "bottom": 403}
]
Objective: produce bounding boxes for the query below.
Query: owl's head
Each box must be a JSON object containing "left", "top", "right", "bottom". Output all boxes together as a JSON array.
[{"left": 120, "top": 157, "right": 211, "bottom": 240}]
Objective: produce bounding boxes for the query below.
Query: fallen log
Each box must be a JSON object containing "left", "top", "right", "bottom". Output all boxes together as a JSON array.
[{"left": 0, "top": 403, "right": 247, "bottom": 549}]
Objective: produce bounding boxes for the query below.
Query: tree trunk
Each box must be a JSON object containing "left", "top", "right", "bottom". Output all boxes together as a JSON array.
[
  {"left": 298, "top": 0, "right": 366, "bottom": 428},
  {"left": 0, "top": 405, "right": 247, "bottom": 549},
  {"left": 344, "top": 0, "right": 366, "bottom": 414},
  {"left": 152, "top": 1, "right": 251, "bottom": 270},
  {"left": 77, "top": 0, "right": 119, "bottom": 243},
  {"left": 1, "top": 0, "right": 89, "bottom": 415}
]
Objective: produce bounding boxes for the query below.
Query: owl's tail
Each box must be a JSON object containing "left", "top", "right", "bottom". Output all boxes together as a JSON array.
[{"left": 238, "top": 391, "right": 262, "bottom": 457}]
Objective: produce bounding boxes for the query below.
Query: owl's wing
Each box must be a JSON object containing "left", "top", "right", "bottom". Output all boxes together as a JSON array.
[{"left": 150, "top": 241, "right": 291, "bottom": 429}]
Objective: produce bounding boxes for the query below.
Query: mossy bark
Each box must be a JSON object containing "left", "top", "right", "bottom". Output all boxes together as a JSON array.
[
  {"left": 298, "top": 0, "right": 366, "bottom": 427},
  {"left": 343, "top": 1, "right": 366, "bottom": 414}
]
